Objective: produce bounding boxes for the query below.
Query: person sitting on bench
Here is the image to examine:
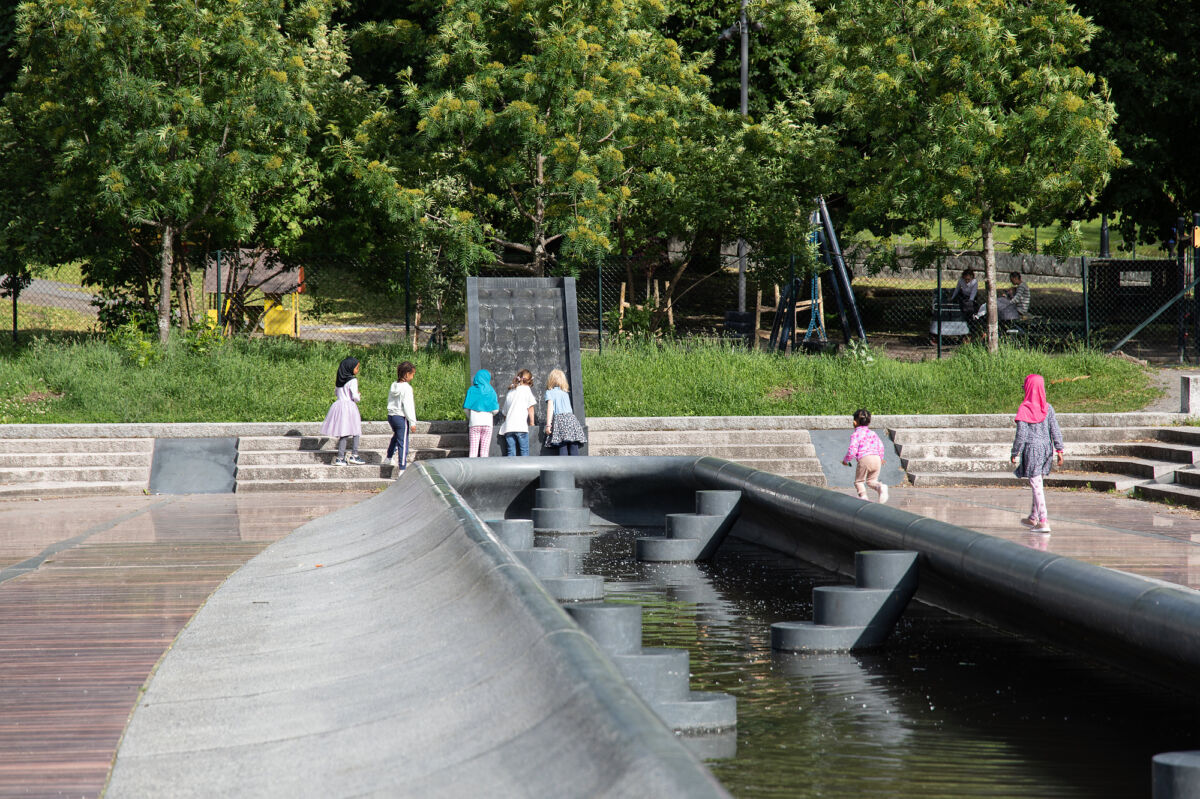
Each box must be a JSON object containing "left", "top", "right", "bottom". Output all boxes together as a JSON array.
[
  {"left": 975, "top": 271, "right": 1030, "bottom": 322},
  {"left": 948, "top": 268, "right": 979, "bottom": 322}
]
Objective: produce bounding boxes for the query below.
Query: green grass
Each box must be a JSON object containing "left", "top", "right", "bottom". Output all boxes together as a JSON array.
[
  {"left": 859, "top": 215, "right": 1169, "bottom": 258},
  {"left": 0, "top": 336, "right": 1157, "bottom": 423},
  {"left": 584, "top": 341, "right": 1155, "bottom": 416}
]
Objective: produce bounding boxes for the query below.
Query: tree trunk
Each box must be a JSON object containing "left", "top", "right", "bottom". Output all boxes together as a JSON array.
[
  {"left": 532, "top": 153, "right": 546, "bottom": 277},
  {"left": 981, "top": 210, "right": 998, "bottom": 353},
  {"left": 158, "top": 224, "right": 174, "bottom": 344},
  {"left": 175, "top": 265, "right": 193, "bottom": 329},
  {"left": 10, "top": 282, "right": 17, "bottom": 345}
]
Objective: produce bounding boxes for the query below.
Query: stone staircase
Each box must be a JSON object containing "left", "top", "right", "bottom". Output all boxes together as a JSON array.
[
  {"left": 894, "top": 423, "right": 1200, "bottom": 495},
  {"left": 234, "top": 422, "right": 466, "bottom": 492},
  {"left": 586, "top": 417, "right": 826, "bottom": 486},
  {"left": 0, "top": 437, "right": 154, "bottom": 498},
  {"left": 0, "top": 416, "right": 827, "bottom": 498}
]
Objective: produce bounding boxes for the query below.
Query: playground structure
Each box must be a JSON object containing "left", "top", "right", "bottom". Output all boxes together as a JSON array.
[
  {"left": 746, "top": 197, "right": 864, "bottom": 353},
  {"left": 202, "top": 248, "right": 304, "bottom": 337}
]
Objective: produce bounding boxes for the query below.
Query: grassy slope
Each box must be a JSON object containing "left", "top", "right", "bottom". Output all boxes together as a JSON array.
[{"left": 0, "top": 338, "right": 1158, "bottom": 424}]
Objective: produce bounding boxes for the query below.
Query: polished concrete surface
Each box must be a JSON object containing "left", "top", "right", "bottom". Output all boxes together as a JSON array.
[
  {"left": 0, "top": 492, "right": 366, "bottom": 797},
  {"left": 4, "top": 482, "right": 1200, "bottom": 796},
  {"left": 856, "top": 483, "right": 1200, "bottom": 590}
]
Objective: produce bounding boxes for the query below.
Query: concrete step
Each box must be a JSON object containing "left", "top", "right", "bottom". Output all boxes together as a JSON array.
[
  {"left": 1063, "top": 457, "right": 1179, "bottom": 479},
  {"left": 235, "top": 449, "right": 460, "bottom": 467},
  {"left": 236, "top": 434, "right": 466, "bottom": 451},
  {"left": 894, "top": 441, "right": 1177, "bottom": 460},
  {"left": 235, "top": 478, "right": 390, "bottom": 493},
  {"left": 0, "top": 481, "right": 148, "bottom": 498},
  {"left": 0, "top": 438, "right": 154, "bottom": 454},
  {"left": 588, "top": 430, "right": 813, "bottom": 446},
  {"left": 0, "top": 466, "right": 149, "bottom": 485},
  {"left": 1136, "top": 483, "right": 1200, "bottom": 509},
  {"left": 587, "top": 443, "right": 817, "bottom": 458},
  {"left": 0, "top": 452, "right": 153, "bottom": 468},
  {"left": 902, "top": 452, "right": 1187, "bottom": 476},
  {"left": 1151, "top": 427, "right": 1200, "bottom": 446},
  {"left": 234, "top": 464, "right": 398, "bottom": 481},
  {"left": 888, "top": 426, "right": 1163, "bottom": 445},
  {"left": 1173, "top": 469, "right": 1200, "bottom": 489},
  {"left": 907, "top": 471, "right": 1147, "bottom": 492},
  {"left": 585, "top": 416, "right": 825, "bottom": 432}
]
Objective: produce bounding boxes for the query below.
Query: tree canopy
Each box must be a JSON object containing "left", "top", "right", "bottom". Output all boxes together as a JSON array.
[
  {"left": 1074, "top": 0, "right": 1200, "bottom": 246},
  {"left": 1, "top": 0, "right": 369, "bottom": 339},
  {"left": 813, "top": 0, "right": 1121, "bottom": 350}
]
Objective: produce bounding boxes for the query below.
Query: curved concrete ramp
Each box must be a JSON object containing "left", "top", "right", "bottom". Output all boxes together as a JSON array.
[{"left": 106, "top": 467, "right": 727, "bottom": 798}]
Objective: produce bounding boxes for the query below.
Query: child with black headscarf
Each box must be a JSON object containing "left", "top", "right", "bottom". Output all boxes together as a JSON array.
[{"left": 321, "top": 356, "right": 364, "bottom": 466}]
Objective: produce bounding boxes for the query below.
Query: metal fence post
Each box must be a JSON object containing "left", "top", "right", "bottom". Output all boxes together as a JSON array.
[
  {"left": 404, "top": 252, "right": 411, "bottom": 339},
  {"left": 215, "top": 249, "right": 223, "bottom": 329},
  {"left": 936, "top": 220, "right": 943, "bottom": 359},
  {"left": 1081, "top": 255, "right": 1090, "bottom": 349},
  {"left": 1179, "top": 216, "right": 1187, "bottom": 363},
  {"left": 1194, "top": 213, "right": 1200, "bottom": 362},
  {"left": 597, "top": 261, "right": 603, "bottom": 355}
]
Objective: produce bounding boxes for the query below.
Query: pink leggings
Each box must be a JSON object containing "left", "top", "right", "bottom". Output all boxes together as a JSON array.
[
  {"left": 1028, "top": 475, "right": 1047, "bottom": 522},
  {"left": 468, "top": 424, "right": 492, "bottom": 458}
]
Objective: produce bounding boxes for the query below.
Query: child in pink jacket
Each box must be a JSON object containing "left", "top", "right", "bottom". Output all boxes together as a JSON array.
[{"left": 842, "top": 408, "right": 889, "bottom": 503}]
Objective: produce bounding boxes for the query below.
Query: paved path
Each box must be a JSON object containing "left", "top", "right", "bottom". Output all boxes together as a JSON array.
[
  {"left": 842, "top": 482, "right": 1200, "bottom": 589},
  {"left": 21, "top": 278, "right": 98, "bottom": 316},
  {"left": 0, "top": 492, "right": 367, "bottom": 797}
]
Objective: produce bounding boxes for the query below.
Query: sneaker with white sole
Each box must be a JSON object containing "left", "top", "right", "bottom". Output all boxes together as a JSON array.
[
  {"left": 877, "top": 484, "right": 889, "bottom": 504},
  {"left": 1020, "top": 517, "right": 1038, "bottom": 527},
  {"left": 1030, "top": 520, "right": 1051, "bottom": 533},
  {"left": 346, "top": 454, "right": 366, "bottom": 465},
  {"left": 332, "top": 458, "right": 347, "bottom": 466}
]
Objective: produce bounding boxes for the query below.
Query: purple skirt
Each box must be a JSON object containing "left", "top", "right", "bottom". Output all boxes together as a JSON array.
[{"left": 321, "top": 398, "right": 362, "bottom": 438}]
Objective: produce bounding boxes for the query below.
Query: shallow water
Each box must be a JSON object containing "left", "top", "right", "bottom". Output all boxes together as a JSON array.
[{"left": 574, "top": 528, "right": 1200, "bottom": 799}]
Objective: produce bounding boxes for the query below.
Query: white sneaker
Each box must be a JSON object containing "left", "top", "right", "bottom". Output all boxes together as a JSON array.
[
  {"left": 346, "top": 454, "right": 366, "bottom": 465},
  {"left": 877, "top": 484, "right": 889, "bottom": 504}
]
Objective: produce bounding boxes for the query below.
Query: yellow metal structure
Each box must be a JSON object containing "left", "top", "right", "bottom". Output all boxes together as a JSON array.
[{"left": 262, "top": 294, "right": 299, "bottom": 337}]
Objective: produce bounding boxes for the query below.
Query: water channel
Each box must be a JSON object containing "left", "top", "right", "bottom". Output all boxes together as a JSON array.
[{"left": 570, "top": 527, "right": 1200, "bottom": 799}]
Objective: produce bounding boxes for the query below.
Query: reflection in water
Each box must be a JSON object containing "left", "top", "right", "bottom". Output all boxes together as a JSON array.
[
  {"left": 580, "top": 528, "right": 1200, "bottom": 799},
  {"left": 1023, "top": 531, "right": 1052, "bottom": 551}
]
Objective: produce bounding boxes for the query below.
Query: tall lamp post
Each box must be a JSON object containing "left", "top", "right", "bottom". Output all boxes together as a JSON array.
[{"left": 720, "top": 0, "right": 761, "bottom": 313}]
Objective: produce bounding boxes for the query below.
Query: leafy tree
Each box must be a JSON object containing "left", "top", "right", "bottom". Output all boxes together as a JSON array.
[
  {"left": 664, "top": 0, "right": 819, "bottom": 122},
  {"left": 3, "top": 0, "right": 351, "bottom": 342},
  {"left": 404, "top": 0, "right": 718, "bottom": 276},
  {"left": 1073, "top": 0, "right": 1200, "bottom": 246},
  {"left": 814, "top": 0, "right": 1121, "bottom": 350}
]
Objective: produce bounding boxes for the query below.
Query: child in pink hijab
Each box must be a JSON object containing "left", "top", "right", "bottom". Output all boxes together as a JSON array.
[{"left": 1010, "top": 374, "right": 1064, "bottom": 533}]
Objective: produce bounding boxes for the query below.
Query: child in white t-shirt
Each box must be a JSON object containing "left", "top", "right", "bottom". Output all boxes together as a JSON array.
[
  {"left": 386, "top": 361, "right": 417, "bottom": 475},
  {"left": 500, "top": 369, "right": 537, "bottom": 456}
]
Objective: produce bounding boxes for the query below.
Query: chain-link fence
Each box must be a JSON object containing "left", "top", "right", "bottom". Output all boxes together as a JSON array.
[
  {"left": 848, "top": 243, "right": 1200, "bottom": 361},
  {"left": 7, "top": 242, "right": 1200, "bottom": 362}
]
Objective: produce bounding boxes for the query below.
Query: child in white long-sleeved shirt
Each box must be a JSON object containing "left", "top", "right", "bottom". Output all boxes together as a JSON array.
[{"left": 386, "top": 361, "right": 417, "bottom": 475}]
